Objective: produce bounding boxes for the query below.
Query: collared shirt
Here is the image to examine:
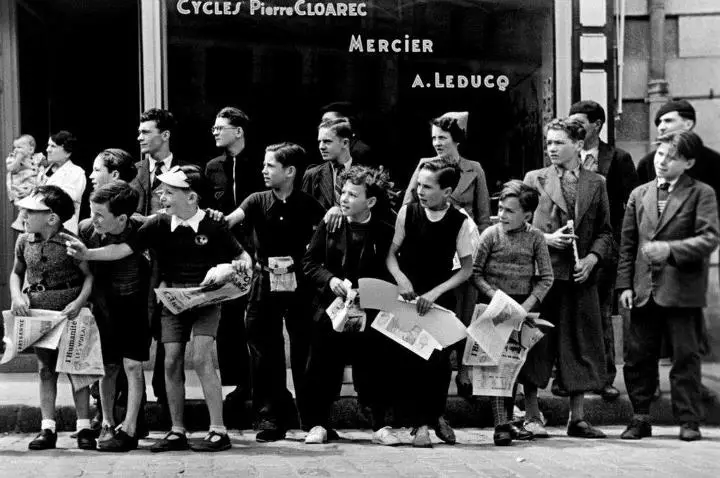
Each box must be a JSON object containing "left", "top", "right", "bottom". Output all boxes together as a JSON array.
[
  {"left": 553, "top": 163, "right": 581, "bottom": 179},
  {"left": 149, "top": 153, "right": 174, "bottom": 184},
  {"left": 331, "top": 158, "right": 353, "bottom": 204},
  {"left": 581, "top": 147, "right": 600, "bottom": 172},
  {"left": 15, "top": 228, "right": 83, "bottom": 289},
  {"left": 657, "top": 176, "right": 680, "bottom": 193},
  {"left": 170, "top": 208, "right": 206, "bottom": 233}
]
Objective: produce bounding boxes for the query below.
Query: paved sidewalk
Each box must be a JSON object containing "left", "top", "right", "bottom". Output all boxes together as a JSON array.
[{"left": 0, "top": 427, "right": 718, "bottom": 477}]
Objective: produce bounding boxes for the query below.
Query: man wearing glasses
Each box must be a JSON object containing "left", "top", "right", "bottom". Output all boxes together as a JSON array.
[{"left": 205, "top": 107, "right": 263, "bottom": 417}]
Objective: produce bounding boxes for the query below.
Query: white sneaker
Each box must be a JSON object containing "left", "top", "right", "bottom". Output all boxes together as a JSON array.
[
  {"left": 524, "top": 417, "right": 549, "bottom": 438},
  {"left": 305, "top": 426, "right": 328, "bottom": 444},
  {"left": 372, "top": 426, "right": 401, "bottom": 446}
]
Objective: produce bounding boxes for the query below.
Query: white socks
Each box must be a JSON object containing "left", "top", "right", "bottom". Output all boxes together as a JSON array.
[
  {"left": 76, "top": 419, "right": 91, "bottom": 432},
  {"left": 41, "top": 419, "right": 56, "bottom": 432}
]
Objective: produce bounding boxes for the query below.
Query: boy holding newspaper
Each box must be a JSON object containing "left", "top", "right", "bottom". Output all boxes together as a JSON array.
[
  {"left": 387, "top": 157, "right": 474, "bottom": 448},
  {"left": 9, "top": 185, "right": 95, "bottom": 451},
  {"left": 471, "top": 180, "right": 554, "bottom": 445}
]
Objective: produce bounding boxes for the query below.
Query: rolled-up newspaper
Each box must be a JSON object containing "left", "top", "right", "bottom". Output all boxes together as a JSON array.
[{"left": 156, "top": 269, "right": 252, "bottom": 315}]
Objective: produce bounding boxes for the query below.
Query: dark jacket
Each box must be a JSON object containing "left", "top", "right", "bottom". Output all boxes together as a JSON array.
[
  {"left": 597, "top": 141, "right": 638, "bottom": 243},
  {"left": 131, "top": 155, "right": 188, "bottom": 215}
]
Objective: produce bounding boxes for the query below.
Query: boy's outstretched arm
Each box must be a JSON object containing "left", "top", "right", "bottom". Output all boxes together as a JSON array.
[{"left": 61, "top": 233, "right": 133, "bottom": 261}]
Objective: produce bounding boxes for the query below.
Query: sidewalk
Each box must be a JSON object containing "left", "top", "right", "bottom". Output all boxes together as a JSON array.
[{"left": 1, "top": 363, "right": 719, "bottom": 433}]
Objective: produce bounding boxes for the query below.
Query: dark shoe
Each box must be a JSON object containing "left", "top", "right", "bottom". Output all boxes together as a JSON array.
[
  {"left": 652, "top": 385, "right": 662, "bottom": 402},
  {"left": 434, "top": 417, "right": 456, "bottom": 444},
  {"left": 77, "top": 428, "right": 98, "bottom": 450},
  {"left": 567, "top": 420, "right": 606, "bottom": 439},
  {"left": 97, "top": 424, "right": 116, "bottom": 444},
  {"left": 98, "top": 429, "right": 138, "bottom": 452},
  {"left": 599, "top": 385, "right": 620, "bottom": 402},
  {"left": 679, "top": 422, "right": 702, "bottom": 442},
  {"left": 455, "top": 374, "right": 472, "bottom": 398},
  {"left": 151, "top": 431, "right": 190, "bottom": 452},
  {"left": 621, "top": 419, "right": 652, "bottom": 440},
  {"left": 136, "top": 413, "right": 150, "bottom": 439},
  {"left": 28, "top": 429, "right": 57, "bottom": 450},
  {"left": 508, "top": 422, "right": 534, "bottom": 441},
  {"left": 493, "top": 425, "right": 512, "bottom": 446},
  {"left": 411, "top": 426, "right": 432, "bottom": 448},
  {"left": 224, "top": 386, "right": 250, "bottom": 404},
  {"left": 256, "top": 428, "right": 286, "bottom": 443},
  {"left": 191, "top": 431, "right": 232, "bottom": 452},
  {"left": 551, "top": 380, "right": 570, "bottom": 397}
]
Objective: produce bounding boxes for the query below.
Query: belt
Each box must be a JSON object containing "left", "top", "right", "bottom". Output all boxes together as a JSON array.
[{"left": 24, "top": 278, "right": 83, "bottom": 293}]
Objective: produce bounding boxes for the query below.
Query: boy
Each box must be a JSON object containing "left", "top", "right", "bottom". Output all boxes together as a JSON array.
[
  {"left": 618, "top": 130, "right": 719, "bottom": 442},
  {"left": 77, "top": 181, "right": 149, "bottom": 451},
  {"left": 9, "top": 185, "right": 95, "bottom": 450},
  {"left": 65, "top": 165, "right": 251, "bottom": 452},
  {"left": 301, "top": 165, "right": 398, "bottom": 445},
  {"left": 224, "top": 142, "right": 325, "bottom": 442},
  {"left": 386, "top": 157, "right": 474, "bottom": 447},
  {"left": 472, "top": 180, "right": 554, "bottom": 445}
]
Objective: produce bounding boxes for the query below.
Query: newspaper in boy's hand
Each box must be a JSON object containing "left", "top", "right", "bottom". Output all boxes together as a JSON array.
[
  {"left": 371, "top": 311, "right": 440, "bottom": 360},
  {"left": 464, "top": 291, "right": 526, "bottom": 365},
  {"left": 155, "top": 269, "right": 252, "bottom": 315},
  {"left": 1, "top": 309, "right": 66, "bottom": 364},
  {"left": 326, "top": 279, "right": 367, "bottom": 333},
  {"left": 55, "top": 308, "right": 104, "bottom": 390},
  {"left": 471, "top": 340, "right": 528, "bottom": 397}
]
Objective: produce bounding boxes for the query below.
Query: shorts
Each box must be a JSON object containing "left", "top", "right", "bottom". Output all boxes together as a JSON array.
[
  {"left": 160, "top": 303, "right": 221, "bottom": 343},
  {"left": 94, "top": 291, "right": 151, "bottom": 364}
]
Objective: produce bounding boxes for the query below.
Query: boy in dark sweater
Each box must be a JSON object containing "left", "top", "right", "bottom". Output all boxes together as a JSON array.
[
  {"left": 386, "top": 157, "right": 474, "bottom": 447},
  {"left": 302, "top": 165, "right": 397, "bottom": 445},
  {"left": 65, "top": 165, "right": 251, "bottom": 453}
]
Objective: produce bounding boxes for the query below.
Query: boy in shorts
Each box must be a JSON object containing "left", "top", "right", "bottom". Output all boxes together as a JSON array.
[{"left": 65, "top": 165, "right": 252, "bottom": 452}]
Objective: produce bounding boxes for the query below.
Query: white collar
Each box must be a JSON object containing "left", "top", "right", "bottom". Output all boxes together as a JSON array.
[
  {"left": 149, "top": 153, "right": 173, "bottom": 171},
  {"left": 51, "top": 159, "right": 75, "bottom": 175},
  {"left": 347, "top": 212, "right": 372, "bottom": 224},
  {"left": 170, "top": 208, "right": 206, "bottom": 233},
  {"left": 657, "top": 176, "right": 680, "bottom": 193}
]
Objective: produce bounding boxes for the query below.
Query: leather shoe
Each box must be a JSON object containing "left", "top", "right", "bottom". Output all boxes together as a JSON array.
[
  {"left": 77, "top": 428, "right": 98, "bottom": 450},
  {"left": 620, "top": 419, "right": 652, "bottom": 440},
  {"left": 256, "top": 428, "right": 286, "bottom": 443},
  {"left": 508, "top": 422, "right": 534, "bottom": 441},
  {"left": 434, "top": 417, "right": 456, "bottom": 444},
  {"left": 599, "top": 385, "right": 620, "bottom": 402},
  {"left": 567, "top": 420, "right": 606, "bottom": 438},
  {"left": 551, "top": 380, "right": 570, "bottom": 397},
  {"left": 679, "top": 422, "right": 702, "bottom": 442},
  {"left": 493, "top": 425, "right": 512, "bottom": 446},
  {"left": 28, "top": 429, "right": 57, "bottom": 450}
]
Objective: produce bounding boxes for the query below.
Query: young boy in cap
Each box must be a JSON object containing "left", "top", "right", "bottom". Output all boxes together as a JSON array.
[
  {"left": 9, "top": 185, "right": 95, "bottom": 450},
  {"left": 65, "top": 165, "right": 252, "bottom": 452}
]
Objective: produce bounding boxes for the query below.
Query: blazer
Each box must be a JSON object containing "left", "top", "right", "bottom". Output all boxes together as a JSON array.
[
  {"left": 131, "top": 154, "right": 187, "bottom": 215},
  {"left": 524, "top": 166, "right": 614, "bottom": 281},
  {"left": 596, "top": 141, "right": 638, "bottom": 243},
  {"left": 302, "top": 161, "right": 339, "bottom": 211},
  {"left": 616, "top": 175, "right": 719, "bottom": 308},
  {"left": 402, "top": 156, "right": 492, "bottom": 232}
]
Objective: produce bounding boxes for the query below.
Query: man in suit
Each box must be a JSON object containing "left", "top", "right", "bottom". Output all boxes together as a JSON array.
[
  {"left": 523, "top": 117, "right": 614, "bottom": 438},
  {"left": 205, "top": 106, "right": 262, "bottom": 413},
  {"left": 618, "top": 130, "right": 719, "bottom": 441},
  {"left": 568, "top": 100, "right": 639, "bottom": 401},
  {"left": 319, "top": 102, "right": 376, "bottom": 167}
]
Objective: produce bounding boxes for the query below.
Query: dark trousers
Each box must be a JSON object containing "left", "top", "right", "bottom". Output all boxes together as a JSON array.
[
  {"left": 245, "top": 282, "right": 312, "bottom": 431},
  {"left": 217, "top": 296, "right": 251, "bottom": 388},
  {"left": 303, "top": 314, "right": 395, "bottom": 431},
  {"left": 397, "top": 346, "right": 452, "bottom": 427},
  {"left": 624, "top": 299, "right": 703, "bottom": 423},
  {"left": 597, "top": 263, "right": 617, "bottom": 387}
]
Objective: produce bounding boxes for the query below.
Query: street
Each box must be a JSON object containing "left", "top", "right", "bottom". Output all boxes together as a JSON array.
[{"left": 0, "top": 427, "right": 718, "bottom": 477}]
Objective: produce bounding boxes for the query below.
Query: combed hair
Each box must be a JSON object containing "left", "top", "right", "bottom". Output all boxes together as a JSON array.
[
  {"left": 499, "top": 180, "right": 540, "bottom": 214},
  {"left": 419, "top": 157, "right": 461, "bottom": 191},
  {"left": 90, "top": 180, "right": 139, "bottom": 218},
  {"left": 545, "top": 117, "right": 586, "bottom": 142},
  {"left": 318, "top": 118, "right": 353, "bottom": 139},
  {"left": 33, "top": 185, "right": 75, "bottom": 223},
  {"left": 96, "top": 148, "right": 137, "bottom": 182},
  {"left": 339, "top": 165, "right": 391, "bottom": 202},
  {"left": 50, "top": 130, "right": 77, "bottom": 154},
  {"left": 217, "top": 106, "right": 250, "bottom": 130},
  {"left": 266, "top": 142, "right": 306, "bottom": 169},
  {"left": 431, "top": 115, "right": 466, "bottom": 144},
  {"left": 140, "top": 108, "right": 176, "bottom": 133},
  {"left": 569, "top": 100, "right": 606, "bottom": 126},
  {"left": 655, "top": 130, "right": 704, "bottom": 161}
]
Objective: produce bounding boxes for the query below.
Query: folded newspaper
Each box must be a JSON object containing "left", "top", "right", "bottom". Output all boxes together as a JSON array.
[
  {"left": 325, "top": 279, "right": 366, "bottom": 333},
  {"left": 371, "top": 311, "right": 441, "bottom": 360},
  {"left": 2, "top": 308, "right": 104, "bottom": 390},
  {"left": 155, "top": 269, "right": 252, "bottom": 315}
]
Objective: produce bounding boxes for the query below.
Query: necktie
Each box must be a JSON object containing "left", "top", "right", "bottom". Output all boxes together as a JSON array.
[
  {"left": 560, "top": 169, "right": 578, "bottom": 218},
  {"left": 584, "top": 153, "right": 598, "bottom": 172},
  {"left": 333, "top": 164, "right": 343, "bottom": 205},
  {"left": 658, "top": 182, "right": 670, "bottom": 215},
  {"left": 151, "top": 161, "right": 164, "bottom": 190}
]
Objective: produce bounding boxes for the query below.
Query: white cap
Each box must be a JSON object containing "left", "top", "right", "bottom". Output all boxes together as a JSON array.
[
  {"left": 157, "top": 166, "right": 190, "bottom": 188},
  {"left": 15, "top": 193, "right": 51, "bottom": 212}
]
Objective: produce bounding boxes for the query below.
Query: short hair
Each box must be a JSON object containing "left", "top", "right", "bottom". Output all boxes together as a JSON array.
[
  {"left": 16, "top": 134, "right": 36, "bottom": 150},
  {"left": 90, "top": 180, "right": 139, "bottom": 218},
  {"left": 499, "top": 180, "right": 540, "bottom": 214},
  {"left": 431, "top": 115, "right": 466, "bottom": 144},
  {"left": 655, "top": 130, "right": 704, "bottom": 161},
  {"left": 419, "top": 157, "right": 461, "bottom": 191},
  {"left": 339, "top": 165, "right": 391, "bottom": 203},
  {"left": 569, "top": 100, "right": 606, "bottom": 126},
  {"left": 50, "top": 130, "right": 77, "bottom": 154},
  {"left": 140, "top": 108, "right": 176, "bottom": 133},
  {"left": 34, "top": 185, "right": 75, "bottom": 223},
  {"left": 216, "top": 106, "right": 249, "bottom": 130},
  {"left": 175, "top": 164, "right": 211, "bottom": 207},
  {"left": 96, "top": 148, "right": 137, "bottom": 182},
  {"left": 545, "top": 117, "right": 586, "bottom": 143},
  {"left": 265, "top": 142, "right": 305, "bottom": 169},
  {"left": 318, "top": 118, "right": 354, "bottom": 140},
  {"left": 320, "top": 101, "right": 357, "bottom": 121}
]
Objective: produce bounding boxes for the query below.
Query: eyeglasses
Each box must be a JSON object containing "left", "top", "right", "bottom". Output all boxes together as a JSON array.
[{"left": 211, "top": 126, "right": 238, "bottom": 134}]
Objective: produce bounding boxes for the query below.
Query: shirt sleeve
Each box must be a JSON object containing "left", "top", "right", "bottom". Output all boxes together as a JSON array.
[
  {"left": 392, "top": 205, "right": 407, "bottom": 247},
  {"left": 456, "top": 218, "right": 474, "bottom": 258},
  {"left": 239, "top": 193, "right": 258, "bottom": 225},
  {"left": 472, "top": 227, "right": 497, "bottom": 300},
  {"left": 219, "top": 223, "right": 245, "bottom": 261}
]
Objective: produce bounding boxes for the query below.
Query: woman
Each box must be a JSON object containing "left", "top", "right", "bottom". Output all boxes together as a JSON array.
[
  {"left": 402, "top": 113, "right": 492, "bottom": 396},
  {"left": 41, "top": 131, "right": 86, "bottom": 234},
  {"left": 89, "top": 148, "right": 137, "bottom": 192}
]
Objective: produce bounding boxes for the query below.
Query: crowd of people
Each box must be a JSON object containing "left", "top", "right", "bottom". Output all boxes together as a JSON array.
[{"left": 5, "top": 99, "right": 719, "bottom": 453}]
